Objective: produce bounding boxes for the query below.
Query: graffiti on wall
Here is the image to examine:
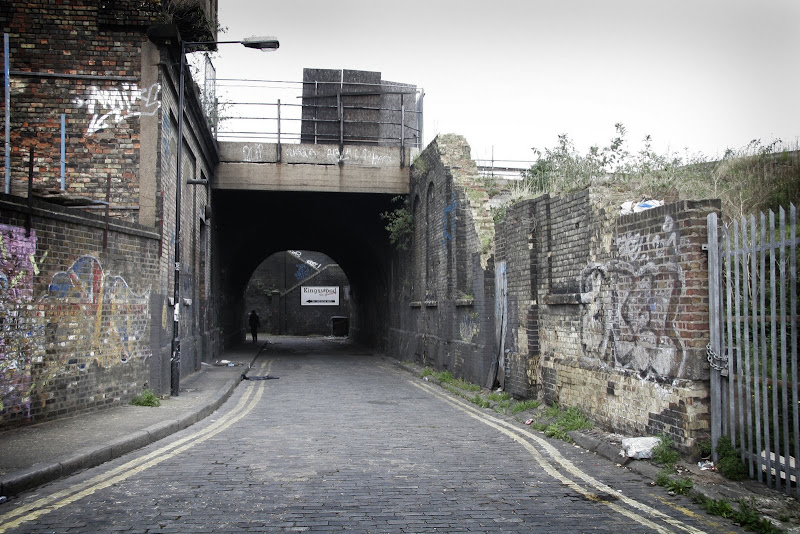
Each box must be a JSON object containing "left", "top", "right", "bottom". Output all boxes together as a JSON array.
[
  {"left": 0, "top": 225, "right": 43, "bottom": 414},
  {"left": 288, "top": 251, "right": 322, "bottom": 271},
  {"left": 242, "top": 144, "right": 264, "bottom": 162},
  {"left": 579, "top": 215, "right": 687, "bottom": 380},
  {"left": 74, "top": 83, "right": 161, "bottom": 135},
  {"left": 1, "top": 222, "right": 151, "bottom": 416},
  {"left": 442, "top": 194, "right": 457, "bottom": 243},
  {"left": 294, "top": 263, "right": 312, "bottom": 281},
  {"left": 45, "top": 256, "right": 151, "bottom": 368}
]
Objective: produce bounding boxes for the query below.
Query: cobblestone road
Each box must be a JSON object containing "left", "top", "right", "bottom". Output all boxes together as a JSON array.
[{"left": 0, "top": 337, "right": 745, "bottom": 533}]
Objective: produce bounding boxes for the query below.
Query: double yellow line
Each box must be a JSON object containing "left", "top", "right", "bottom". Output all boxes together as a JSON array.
[
  {"left": 0, "top": 361, "right": 272, "bottom": 533},
  {"left": 409, "top": 380, "right": 711, "bottom": 534}
]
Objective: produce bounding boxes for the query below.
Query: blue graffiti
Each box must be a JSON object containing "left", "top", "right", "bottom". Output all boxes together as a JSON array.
[
  {"left": 442, "top": 194, "right": 457, "bottom": 243},
  {"left": 294, "top": 263, "right": 312, "bottom": 281}
]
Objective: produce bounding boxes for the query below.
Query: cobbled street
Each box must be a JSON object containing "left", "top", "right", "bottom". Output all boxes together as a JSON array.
[{"left": 0, "top": 338, "right": 746, "bottom": 533}]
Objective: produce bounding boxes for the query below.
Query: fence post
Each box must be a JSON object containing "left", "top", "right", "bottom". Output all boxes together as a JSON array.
[
  {"left": 277, "top": 99, "right": 281, "bottom": 163},
  {"left": 708, "top": 212, "right": 723, "bottom": 462}
]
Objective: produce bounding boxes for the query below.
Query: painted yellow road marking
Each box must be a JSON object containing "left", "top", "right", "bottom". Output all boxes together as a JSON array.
[
  {"left": 0, "top": 358, "right": 275, "bottom": 533},
  {"left": 410, "top": 380, "right": 707, "bottom": 534}
]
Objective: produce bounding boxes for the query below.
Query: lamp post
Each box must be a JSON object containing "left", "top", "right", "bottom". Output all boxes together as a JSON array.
[{"left": 171, "top": 36, "right": 279, "bottom": 397}]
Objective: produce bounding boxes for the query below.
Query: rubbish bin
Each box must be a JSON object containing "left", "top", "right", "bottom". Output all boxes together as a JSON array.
[{"left": 330, "top": 316, "right": 349, "bottom": 337}]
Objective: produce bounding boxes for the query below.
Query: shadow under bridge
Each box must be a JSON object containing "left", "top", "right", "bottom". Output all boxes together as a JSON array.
[{"left": 212, "top": 186, "right": 399, "bottom": 350}]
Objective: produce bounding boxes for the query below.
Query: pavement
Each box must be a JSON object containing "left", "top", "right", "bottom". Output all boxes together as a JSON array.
[
  {"left": 1, "top": 337, "right": 798, "bottom": 531},
  {"left": 0, "top": 340, "right": 265, "bottom": 499}
]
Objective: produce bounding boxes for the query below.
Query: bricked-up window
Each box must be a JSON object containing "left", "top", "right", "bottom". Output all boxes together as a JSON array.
[{"left": 425, "top": 183, "right": 435, "bottom": 297}]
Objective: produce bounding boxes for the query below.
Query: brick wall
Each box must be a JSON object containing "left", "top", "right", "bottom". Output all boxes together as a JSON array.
[
  {"left": 528, "top": 193, "right": 719, "bottom": 451},
  {"left": 387, "top": 133, "right": 720, "bottom": 450},
  {"left": 1, "top": 0, "right": 223, "bottom": 420},
  {"left": 386, "top": 135, "right": 495, "bottom": 386},
  {"left": 0, "top": 195, "right": 159, "bottom": 429},
  {"left": 495, "top": 199, "right": 539, "bottom": 398}
]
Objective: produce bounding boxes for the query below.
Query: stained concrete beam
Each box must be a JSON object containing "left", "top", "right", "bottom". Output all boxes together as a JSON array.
[
  {"left": 216, "top": 161, "right": 410, "bottom": 194},
  {"left": 218, "top": 142, "right": 411, "bottom": 168}
]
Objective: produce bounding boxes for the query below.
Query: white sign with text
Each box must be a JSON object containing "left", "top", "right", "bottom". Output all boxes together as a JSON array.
[{"left": 301, "top": 286, "right": 339, "bottom": 306}]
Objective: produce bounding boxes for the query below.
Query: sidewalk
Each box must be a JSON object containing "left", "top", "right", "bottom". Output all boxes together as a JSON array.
[{"left": 0, "top": 341, "right": 265, "bottom": 499}]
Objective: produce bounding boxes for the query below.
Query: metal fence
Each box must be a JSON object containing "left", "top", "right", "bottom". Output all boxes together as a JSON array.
[
  {"left": 200, "top": 77, "right": 424, "bottom": 151},
  {"left": 708, "top": 205, "right": 799, "bottom": 496}
]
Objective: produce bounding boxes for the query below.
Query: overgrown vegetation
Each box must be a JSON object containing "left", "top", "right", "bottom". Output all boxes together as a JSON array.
[
  {"left": 651, "top": 433, "right": 681, "bottom": 467},
  {"left": 694, "top": 496, "right": 784, "bottom": 534},
  {"left": 511, "top": 399, "right": 541, "bottom": 414},
  {"left": 380, "top": 195, "right": 414, "bottom": 250},
  {"left": 532, "top": 403, "right": 592, "bottom": 441},
  {"left": 654, "top": 472, "right": 782, "bottom": 533},
  {"left": 130, "top": 389, "right": 161, "bottom": 407},
  {"left": 515, "top": 124, "right": 800, "bottom": 222},
  {"left": 154, "top": 0, "right": 223, "bottom": 44},
  {"left": 715, "top": 435, "right": 749, "bottom": 481},
  {"left": 656, "top": 470, "right": 694, "bottom": 495}
]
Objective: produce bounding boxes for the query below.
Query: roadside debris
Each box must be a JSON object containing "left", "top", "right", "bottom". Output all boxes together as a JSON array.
[
  {"left": 620, "top": 199, "right": 664, "bottom": 215},
  {"left": 620, "top": 436, "right": 661, "bottom": 459},
  {"left": 214, "top": 359, "right": 241, "bottom": 367},
  {"left": 243, "top": 375, "right": 278, "bottom": 380}
]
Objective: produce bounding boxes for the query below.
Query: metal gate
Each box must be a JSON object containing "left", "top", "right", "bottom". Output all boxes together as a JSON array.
[{"left": 708, "top": 205, "right": 799, "bottom": 496}]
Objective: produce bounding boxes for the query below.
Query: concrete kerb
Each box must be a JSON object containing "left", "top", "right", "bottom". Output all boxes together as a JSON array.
[
  {"left": 384, "top": 355, "right": 800, "bottom": 530},
  {"left": 0, "top": 367, "right": 245, "bottom": 498}
]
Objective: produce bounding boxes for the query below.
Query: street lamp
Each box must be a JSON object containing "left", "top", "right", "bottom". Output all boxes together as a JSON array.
[{"left": 171, "top": 36, "right": 279, "bottom": 396}]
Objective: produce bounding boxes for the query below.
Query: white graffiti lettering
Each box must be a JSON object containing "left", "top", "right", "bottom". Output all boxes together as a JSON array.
[
  {"left": 74, "top": 83, "right": 161, "bottom": 136},
  {"left": 579, "top": 216, "right": 688, "bottom": 380},
  {"left": 242, "top": 144, "right": 264, "bottom": 162}
]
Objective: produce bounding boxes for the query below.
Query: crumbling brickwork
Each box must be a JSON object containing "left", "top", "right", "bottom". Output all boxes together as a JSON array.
[
  {"left": 388, "top": 133, "right": 719, "bottom": 451},
  {"left": 532, "top": 194, "right": 719, "bottom": 451},
  {"left": 387, "top": 135, "right": 495, "bottom": 386}
]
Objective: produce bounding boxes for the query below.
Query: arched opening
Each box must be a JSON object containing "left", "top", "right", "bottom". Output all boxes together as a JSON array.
[
  {"left": 244, "top": 250, "right": 351, "bottom": 338},
  {"left": 212, "top": 190, "right": 395, "bottom": 349}
]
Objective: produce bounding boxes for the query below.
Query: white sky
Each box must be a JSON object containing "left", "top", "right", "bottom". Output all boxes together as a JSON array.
[{"left": 208, "top": 0, "right": 800, "bottom": 165}]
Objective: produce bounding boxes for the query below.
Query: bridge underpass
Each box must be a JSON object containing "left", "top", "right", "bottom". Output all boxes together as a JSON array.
[
  {"left": 212, "top": 186, "right": 400, "bottom": 350},
  {"left": 212, "top": 141, "right": 412, "bottom": 350}
]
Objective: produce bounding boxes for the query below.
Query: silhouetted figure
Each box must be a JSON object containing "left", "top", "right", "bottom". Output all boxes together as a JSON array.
[{"left": 248, "top": 310, "right": 260, "bottom": 343}]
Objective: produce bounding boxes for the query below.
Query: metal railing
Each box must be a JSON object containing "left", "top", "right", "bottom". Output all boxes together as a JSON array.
[
  {"left": 708, "top": 205, "right": 799, "bottom": 497},
  {"left": 199, "top": 77, "right": 424, "bottom": 152}
]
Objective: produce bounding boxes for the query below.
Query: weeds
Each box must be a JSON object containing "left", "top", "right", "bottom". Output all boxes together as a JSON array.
[
  {"left": 652, "top": 433, "right": 681, "bottom": 467},
  {"left": 511, "top": 399, "right": 541, "bottom": 414},
  {"left": 513, "top": 125, "right": 799, "bottom": 223},
  {"left": 715, "top": 435, "right": 749, "bottom": 481},
  {"left": 487, "top": 391, "right": 510, "bottom": 402},
  {"left": 380, "top": 195, "right": 414, "bottom": 250},
  {"left": 130, "top": 389, "right": 160, "bottom": 407},
  {"left": 656, "top": 469, "right": 693, "bottom": 495},
  {"left": 537, "top": 404, "right": 591, "bottom": 441},
  {"left": 691, "top": 495, "right": 784, "bottom": 534},
  {"left": 470, "top": 394, "right": 490, "bottom": 408}
]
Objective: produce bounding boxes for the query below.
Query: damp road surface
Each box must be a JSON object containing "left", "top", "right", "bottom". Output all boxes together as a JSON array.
[{"left": 0, "top": 337, "right": 746, "bottom": 533}]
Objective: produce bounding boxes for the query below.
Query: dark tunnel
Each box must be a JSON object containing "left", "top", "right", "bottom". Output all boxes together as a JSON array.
[{"left": 211, "top": 189, "right": 398, "bottom": 349}]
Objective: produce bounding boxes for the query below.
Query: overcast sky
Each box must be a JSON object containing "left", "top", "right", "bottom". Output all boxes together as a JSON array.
[{"left": 209, "top": 0, "right": 800, "bottom": 165}]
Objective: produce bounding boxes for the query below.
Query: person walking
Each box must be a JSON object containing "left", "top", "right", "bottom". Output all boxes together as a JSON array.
[{"left": 248, "top": 309, "right": 261, "bottom": 343}]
